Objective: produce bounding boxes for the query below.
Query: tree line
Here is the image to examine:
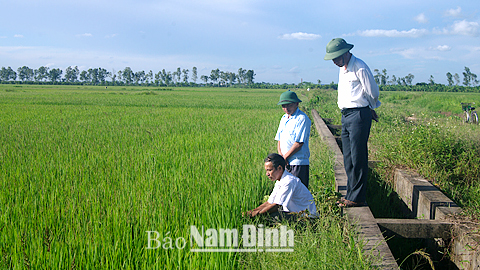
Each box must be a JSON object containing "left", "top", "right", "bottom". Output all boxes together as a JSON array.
[
  {"left": 0, "top": 66, "right": 256, "bottom": 87},
  {"left": 373, "top": 66, "right": 478, "bottom": 87},
  {"left": 1, "top": 64, "right": 480, "bottom": 92}
]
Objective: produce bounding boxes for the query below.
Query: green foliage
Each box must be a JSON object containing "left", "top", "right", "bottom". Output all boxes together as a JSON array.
[
  {"left": 308, "top": 89, "right": 480, "bottom": 219},
  {"left": 380, "top": 84, "right": 480, "bottom": 93},
  {"left": 0, "top": 85, "right": 377, "bottom": 269}
]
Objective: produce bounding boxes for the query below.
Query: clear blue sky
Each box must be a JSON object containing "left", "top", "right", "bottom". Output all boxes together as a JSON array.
[{"left": 1, "top": 0, "right": 479, "bottom": 85}]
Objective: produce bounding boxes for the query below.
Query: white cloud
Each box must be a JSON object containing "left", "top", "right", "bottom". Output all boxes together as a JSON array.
[
  {"left": 429, "top": 45, "right": 451, "bottom": 51},
  {"left": 391, "top": 47, "right": 442, "bottom": 60},
  {"left": 76, "top": 33, "right": 93, "bottom": 37},
  {"left": 105, "top": 34, "right": 118, "bottom": 38},
  {"left": 14, "top": 34, "right": 24, "bottom": 38},
  {"left": 357, "top": 28, "right": 428, "bottom": 38},
  {"left": 414, "top": 13, "right": 428, "bottom": 24},
  {"left": 449, "top": 20, "right": 479, "bottom": 36},
  {"left": 391, "top": 48, "right": 419, "bottom": 59},
  {"left": 445, "top": 6, "right": 462, "bottom": 18},
  {"left": 279, "top": 32, "right": 320, "bottom": 40}
]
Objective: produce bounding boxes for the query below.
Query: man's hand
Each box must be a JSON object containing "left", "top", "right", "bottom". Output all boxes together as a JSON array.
[
  {"left": 243, "top": 210, "right": 257, "bottom": 217},
  {"left": 282, "top": 142, "right": 303, "bottom": 162},
  {"left": 243, "top": 202, "right": 279, "bottom": 218},
  {"left": 371, "top": 109, "right": 379, "bottom": 122}
]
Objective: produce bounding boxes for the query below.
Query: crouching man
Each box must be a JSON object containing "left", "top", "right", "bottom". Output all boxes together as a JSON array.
[{"left": 244, "top": 153, "right": 317, "bottom": 218}]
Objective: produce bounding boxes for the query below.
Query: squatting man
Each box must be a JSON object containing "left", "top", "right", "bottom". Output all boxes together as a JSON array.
[{"left": 243, "top": 153, "right": 317, "bottom": 218}]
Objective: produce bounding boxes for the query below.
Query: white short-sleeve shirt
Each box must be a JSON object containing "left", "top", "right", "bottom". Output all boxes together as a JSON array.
[
  {"left": 268, "top": 170, "right": 317, "bottom": 216},
  {"left": 275, "top": 108, "right": 311, "bottom": 165}
]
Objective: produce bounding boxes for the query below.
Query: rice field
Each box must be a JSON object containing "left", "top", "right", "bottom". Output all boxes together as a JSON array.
[{"left": 0, "top": 85, "right": 376, "bottom": 269}]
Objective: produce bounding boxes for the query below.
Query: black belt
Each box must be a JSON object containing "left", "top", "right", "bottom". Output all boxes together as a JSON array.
[{"left": 341, "top": 106, "right": 369, "bottom": 115}]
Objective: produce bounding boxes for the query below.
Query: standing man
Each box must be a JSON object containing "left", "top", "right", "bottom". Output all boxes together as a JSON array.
[
  {"left": 324, "top": 38, "right": 380, "bottom": 207},
  {"left": 275, "top": 90, "right": 311, "bottom": 188}
]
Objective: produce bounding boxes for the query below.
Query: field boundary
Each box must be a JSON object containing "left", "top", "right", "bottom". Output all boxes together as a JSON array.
[
  {"left": 312, "top": 109, "right": 398, "bottom": 269},
  {"left": 313, "top": 109, "right": 480, "bottom": 270}
]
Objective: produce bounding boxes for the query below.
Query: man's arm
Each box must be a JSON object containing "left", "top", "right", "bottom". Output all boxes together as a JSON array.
[
  {"left": 358, "top": 67, "right": 380, "bottom": 109},
  {"left": 244, "top": 201, "right": 280, "bottom": 217},
  {"left": 282, "top": 142, "right": 303, "bottom": 162}
]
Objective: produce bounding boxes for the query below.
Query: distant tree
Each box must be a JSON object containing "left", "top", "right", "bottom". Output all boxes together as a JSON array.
[
  {"left": 227, "top": 72, "right": 236, "bottom": 86},
  {"left": 109, "top": 69, "right": 117, "bottom": 85},
  {"left": 166, "top": 71, "right": 173, "bottom": 86},
  {"left": 134, "top": 70, "right": 146, "bottom": 84},
  {"left": 122, "top": 67, "right": 134, "bottom": 85},
  {"left": 48, "top": 68, "right": 63, "bottom": 83},
  {"left": 210, "top": 69, "right": 220, "bottom": 86},
  {"left": 97, "top": 68, "right": 110, "bottom": 84},
  {"left": 88, "top": 68, "right": 99, "bottom": 85},
  {"left": 317, "top": 79, "right": 322, "bottom": 85},
  {"left": 161, "top": 69, "right": 173, "bottom": 86},
  {"left": 373, "top": 69, "right": 380, "bottom": 85},
  {"left": 428, "top": 75, "right": 435, "bottom": 85},
  {"left": 182, "top": 69, "right": 189, "bottom": 83},
  {"left": 146, "top": 70, "right": 153, "bottom": 84},
  {"left": 116, "top": 70, "right": 123, "bottom": 84},
  {"left": 84, "top": 67, "right": 109, "bottom": 85},
  {"left": 219, "top": 71, "right": 227, "bottom": 86},
  {"left": 79, "top": 70, "right": 89, "bottom": 83},
  {"left": 446, "top": 72, "right": 454, "bottom": 86},
  {"left": 238, "top": 68, "right": 246, "bottom": 85},
  {"left": 381, "top": 69, "right": 388, "bottom": 85},
  {"left": 174, "top": 67, "right": 181, "bottom": 84},
  {"left": 201, "top": 75, "right": 208, "bottom": 84},
  {"left": 154, "top": 71, "right": 162, "bottom": 86},
  {"left": 405, "top": 73, "right": 414, "bottom": 86},
  {"left": 159, "top": 69, "right": 168, "bottom": 85},
  {"left": 160, "top": 69, "right": 167, "bottom": 85},
  {"left": 463, "top": 67, "right": 472, "bottom": 86},
  {"left": 192, "top": 67, "right": 198, "bottom": 84},
  {"left": 65, "top": 66, "right": 79, "bottom": 83},
  {"left": 34, "top": 66, "right": 49, "bottom": 82},
  {"left": 454, "top": 73, "right": 460, "bottom": 85},
  {"left": 17, "top": 66, "right": 34, "bottom": 82},
  {"left": 390, "top": 75, "right": 397, "bottom": 85},
  {"left": 245, "top": 70, "right": 255, "bottom": 85},
  {"left": 462, "top": 66, "right": 478, "bottom": 86},
  {"left": 0, "top": 66, "right": 16, "bottom": 81}
]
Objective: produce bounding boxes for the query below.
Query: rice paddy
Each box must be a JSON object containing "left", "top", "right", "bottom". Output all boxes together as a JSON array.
[{"left": 0, "top": 85, "right": 376, "bottom": 269}]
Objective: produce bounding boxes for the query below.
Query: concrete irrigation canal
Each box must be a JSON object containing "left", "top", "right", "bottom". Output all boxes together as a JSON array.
[{"left": 312, "top": 109, "right": 480, "bottom": 270}]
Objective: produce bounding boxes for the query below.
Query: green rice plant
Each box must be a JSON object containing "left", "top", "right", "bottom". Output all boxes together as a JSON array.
[{"left": 0, "top": 85, "right": 380, "bottom": 269}]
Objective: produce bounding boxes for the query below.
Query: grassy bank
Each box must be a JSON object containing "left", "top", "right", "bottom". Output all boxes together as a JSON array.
[{"left": 305, "top": 88, "right": 480, "bottom": 220}]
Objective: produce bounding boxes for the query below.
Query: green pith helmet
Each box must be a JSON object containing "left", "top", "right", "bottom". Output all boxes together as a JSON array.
[
  {"left": 324, "top": 38, "right": 354, "bottom": 60},
  {"left": 277, "top": 90, "right": 302, "bottom": 105}
]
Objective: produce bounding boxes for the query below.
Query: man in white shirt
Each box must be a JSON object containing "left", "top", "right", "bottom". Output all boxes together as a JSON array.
[
  {"left": 324, "top": 38, "right": 381, "bottom": 207},
  {"left": 243, "top": 153, "right": 317, "bottom": 218}
]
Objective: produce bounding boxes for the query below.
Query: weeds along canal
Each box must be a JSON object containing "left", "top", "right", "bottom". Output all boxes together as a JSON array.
[{"left": 324, "top": 120, "right": 458, "bottom": 270}]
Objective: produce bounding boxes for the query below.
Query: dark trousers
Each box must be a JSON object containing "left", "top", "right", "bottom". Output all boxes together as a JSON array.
[
  {"left": 287, "top": 165, "right": 309, "bottom": 188},
  {"left": 341, "top": 107, "right": 372, "bottom": 203}
]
